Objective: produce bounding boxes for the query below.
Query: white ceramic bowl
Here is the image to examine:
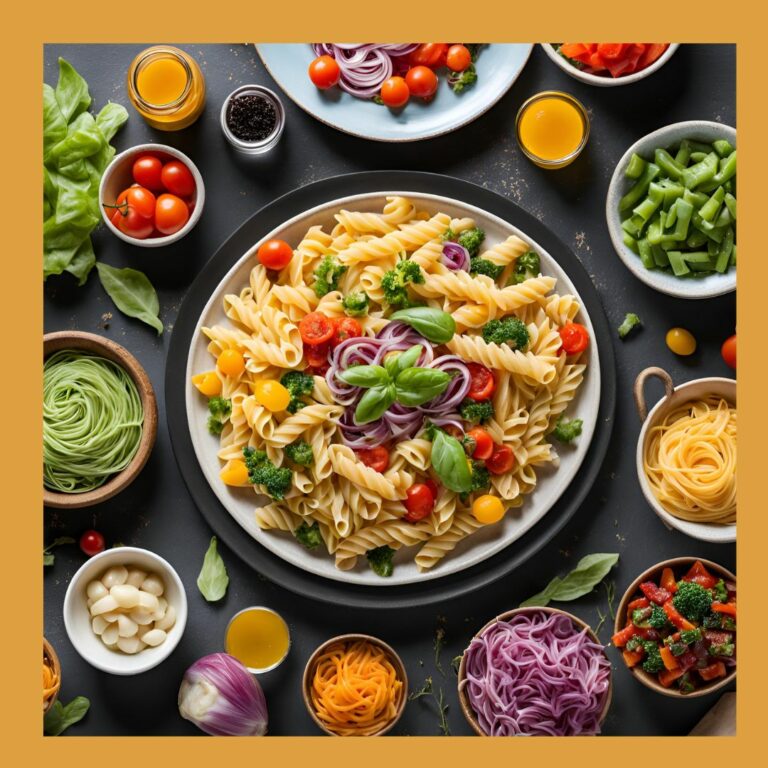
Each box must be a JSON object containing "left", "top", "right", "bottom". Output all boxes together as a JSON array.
[
  {"left": 634, "top": 367, "right": 736, "bottom": 543},
  {"left": 541, "top": 43, "right": 679, "bottom": 87},
  {"left": 63, "top": 546, "right": 188, "bottom": 675},
  {"left": 99, "top": 143, "right": 205, "bottom": 247},
  {"left": 606, "top": 120, "right": 736, "bottom": 299}
]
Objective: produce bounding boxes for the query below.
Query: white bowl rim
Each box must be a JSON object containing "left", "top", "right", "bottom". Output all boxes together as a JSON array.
[
  {"left": 98, "top": 142, "right": 205, "bottom": 248},
  {"left": 63, "top": 545, "right": 188, "bottom": 675},
  {"left": 635, "top": 375, "right": 736, "bottom": 543},
  {"left": 541, "top": 43, "right": 679, "bottom": 86},
  {"left": 606, "top": 120, "right": 737, "bottom": 299}
]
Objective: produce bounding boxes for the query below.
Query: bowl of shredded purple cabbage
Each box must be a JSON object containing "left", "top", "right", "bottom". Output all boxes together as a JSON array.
[{"left": 458, "top": 608, "right": 612, "bottom": 736}]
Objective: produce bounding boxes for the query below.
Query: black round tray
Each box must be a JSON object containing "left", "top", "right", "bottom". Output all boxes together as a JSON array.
[{"left": 166, "top": 171, "right": 616, "bottom": 609}]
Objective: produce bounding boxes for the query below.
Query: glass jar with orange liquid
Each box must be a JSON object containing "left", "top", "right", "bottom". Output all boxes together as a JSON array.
[
  {"left": 127, "top": 46, "right": 206, "bottom": 131},
  {"left": 516, "top": 91, "right": 590, "bottom": 169},
  {"left": 225, "top": 607, "right": 291, "bottom": 674}
]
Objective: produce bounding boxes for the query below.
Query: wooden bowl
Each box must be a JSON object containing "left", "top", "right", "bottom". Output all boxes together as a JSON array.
[
  {"left": 302, "top": 633, "right": 408, "bottom": 736},
  {"left": 43, "top": 637, "right": 61, "bottom": 715},
  {"left": 43, "top": 331, "right": 157, "bottom": 509},
  {"left": 614, "top": 557, "right": 737, "bottom": 698},
  {"left": 457, "top": 606, "right": 612, "bottom": 736}
]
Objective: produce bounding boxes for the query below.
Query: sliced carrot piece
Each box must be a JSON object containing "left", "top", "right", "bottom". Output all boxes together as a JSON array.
[
  {"left": 658, "top": 668, "right": 685, "bottom": 687},
  {"left": 560, "top": 43, "right": 588, "bottom": 59},
  {"left": 659, "top": 646, "right": 679, "bottom": 671},
  {"left": 623, "top": 649, "right": 644, "bottom": 668},
  {"left": 698, "top": 661, "right": 726, "bottom": 681},
  {"left": 712, "top": 601, "right": 736, "bottom": 616}
]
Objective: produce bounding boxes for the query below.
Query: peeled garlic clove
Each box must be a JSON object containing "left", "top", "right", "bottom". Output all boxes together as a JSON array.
[
  {"left": 87, "top": 580, "right": 109, "bottom": 601},
  {"left": 137, "top": 591, "right": 159, "bottom": 613},
  {"left": 117, "top": 635, "right": 146, "bottom": 654},
  {"left": 141, "top": 629, "right": 167, "bottom": 647},
  {"left": 125, "top": 569, "right": 147, "bottom": 588},
  {"left": 151, "top": 596, "right": 168, "bottom": 621},
  {"left": 102, "top": 611, "right": 122, "bottom": 623},
  {"left": 110, "top": 584, "right": 140, "bottom": 609},
  {"left": 117, "top": 614, "right": 139, "bottom": 638},
  {"left": 92, "top": 616, "right": 109, "bottom": 635},
  {"left": 137, "top": 623, "right": 153, "bottom": 639},
  {"left": 140, "top": 574, "right": 164, "bottom": 597},
  {"left": 129, "top": 609, "right": 155, "bottom": 626},
  {"left": 154, "top": 604, "right": 176, "bottom": 632},
  {"left": 101, "top": 566, "right": 128, "bottom": 588},
  {"left": 101, "top": 623, "right": 119, "bottom": 646},
  {"left": 90, "top": 595, "right": 119, "bottom": 616}
]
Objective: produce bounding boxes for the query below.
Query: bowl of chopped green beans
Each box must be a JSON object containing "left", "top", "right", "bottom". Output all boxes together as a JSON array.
[{"left": 606, "top": 121, "right": 736, "bottom": 299}]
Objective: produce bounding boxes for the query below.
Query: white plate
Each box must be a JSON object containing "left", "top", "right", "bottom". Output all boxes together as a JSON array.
[{"left": 186, "top": 192, "right": 601, "bottom": 586}]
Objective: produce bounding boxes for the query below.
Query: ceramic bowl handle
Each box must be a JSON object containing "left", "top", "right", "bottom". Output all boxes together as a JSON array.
[{"left": 634, "top": 367, "right": 674, "bottom": 422}]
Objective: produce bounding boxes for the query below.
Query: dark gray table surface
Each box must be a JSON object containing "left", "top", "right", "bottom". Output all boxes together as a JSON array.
[{"left": 43, "top": 43, "right": 736, "bottom": 736}]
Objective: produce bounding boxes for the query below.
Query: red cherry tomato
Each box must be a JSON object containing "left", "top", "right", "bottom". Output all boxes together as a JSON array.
[
  {"left": 257, "top": 239, "right": 293, "bottom": 270},
  {"left": 115, "top": 185, "right": 156, "bottom": 219},
  {"left": 299, "top": 312, "right": 334, "bottom": 346},
  {"left": 466, "top": 363, "right": 496, "bottom": 401},
  {"left": 331, "top": 317, "right": 363, "bottom": 347},
  {"left": 308, "top": 55, "right": 341, "bottom": 89},
  {"left": 486, "top": 444, "right": 515, "bottom": 475},
  {"left": 405, "top": 66, "right": 438, "bottom": 99},
  {"left": 155, "top": 193, "right": 190, "bottom": 235},
  {"left": 111, "top": 207, "right": 153, "bottom": 239},
  {"left": 356, "top": 446, "right": 390, "bottom": 473},
  {"left": 424, "top": 477, "right": 439, "bottom": 498},
  {"left": 403, "top": 483, "right": 436, "bottom": 522},
  {"left": 466, "top": 427, "right": 494, "bottom": 460},
  {"left": 160, "top": 160, "right": 195, "bottom": 197},
  {"left": 380, "top": 77, "right": 410, "bottom": 108},
  {"left": 559, "top": 322, "right": 590, "bottom": 355},
  {"left": 132, "top": 155, "right": 164, "bottom": 191},
  {"left": 409, "top": 44, "right": 448, "bottom": 68},
  {"left": 305, "top": 341, "right": 330, "bottom": 369},
  {"left": 446, "top": 44, "right": 472, "bottom": 72},
  {"left": 721, "top": 334, "right": 736, "bottom": 369},
  {"left": 79, "top": 529, "right": 105, "bottom": 557}
]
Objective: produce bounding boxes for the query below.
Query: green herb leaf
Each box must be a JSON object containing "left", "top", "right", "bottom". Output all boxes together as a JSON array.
[
  {"left": 389, "top": 307, "right": 456, "bottom": 344},
  {"left": 44, "top": 696, "right": 90, "bottom": 736},
  {"left": 430, "top": 429, "right": 472, "bottom": 493},
  {"left": 354, "top": 384, "right": 396, "bottom": 424},
  {"left": 95, "top": 102, "right": 129, "bottom": 143},
  {"left": 65, "top": 238, "right": 96, "bottom": 286},
  {"left": 394, "top": 367, "right": 451, "bottom": 406},
  {"left": 384, "top": 343, "right": 424, "bottom": 380},
  {"left": 43, "top": 83, "right": 68, "bottom": 157},
  {"left": 54, "top": 58, "right": 91, "bottom": 123},
  {"left": 197, "top": 536, "right": 229, "bottom": 602},
  {"left": 337, "top": 364, "right": 389, "bottom": 389},
  {"left": 96, "top": 263, "right": 163, "bottom": 334},
  {"left": 43, "top": 536, "right": 76, "bottom": 567},
  {"left": 519, "top": 553, "right": 620, "bottom": 607}
]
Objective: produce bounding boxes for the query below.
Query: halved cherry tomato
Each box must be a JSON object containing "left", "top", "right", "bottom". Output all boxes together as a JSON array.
[
  {"left": 160, "top": 160, "right": 195, "bottom": 197},
  {"left": 559, "top": 322, "right": 590, "bottom": 355},
  {"left": 486, "top": 444, "right": 515, "bottom": 475},
  {"left": 721, "top": 334, "right": 736, "bottom": 370},
  {"left": 331, "top": 317, "right": 363, "bottom": 347},
  {"left": 380, "top": 77, "right": 410, "bottom": 108},
  {"left": 308, "top": 55, "right": 341, "bottom": 89},
  {"left": 114, "top": 185, "right": 156, "bottom": 219},
  {"left": 446, "top": 44, "right": 472, "bottom": 72},
  {"left": 110, "top": 207, "right": 153, "bottom": 239},
  {"left": 305, "top": 341, "right": 330, "bottom": 369},
  {"left": 466, "top": 427, "right": 493, "bottom": 460},
  {"left": 299, "top": 312, "right": 334, "bottom": 346},
  {"left": 192, "top": 371, "right": 222, "bottom": 397},
  {"left": 356, "top": 445, "right": 389, "bottom": 473},
  {"left": 257, "top": 239, "right": 293, "bottom": 270},
  {"left": 403, "top": 483, "right": 436, "bottom": 522},
  {"left": 424, "top": 477, "right": 439, "bottom": 498},
  {"left": 466, "top": 363, "right": 495, "bottom": 401},
  {"left": 405, "top": 66, "right": 438, "bottom": 99},
  {"left": 155, "top": 193, "right": 190, "bottom": 235},
  {"left": 682, "top": 560, "right": 716, "bottom": 589},
  {"left": 132, "top": 154, "right": 164, "bottom": 191},
  {"left": 409, "top": 43, "right": 448, "bottom": 68}
]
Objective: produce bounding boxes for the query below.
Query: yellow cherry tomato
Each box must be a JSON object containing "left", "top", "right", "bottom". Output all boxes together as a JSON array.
[
  {"left": 666, "top": 327, "right": 697, "bottom": 356},
  {"left": 191, "top": 371, "right": 222, "bottom": 397},
  {"left": 253, "top": 379, "right": 291, "bottom": 412},
  {"left": 217, "top": 348, "right": 245, "bottom": 377},
  {"left": 471, "top": 494, "right": 506, "bottom": 524},
  {"left": 220, "top": 459, "right": 249, "bottom": 486}
]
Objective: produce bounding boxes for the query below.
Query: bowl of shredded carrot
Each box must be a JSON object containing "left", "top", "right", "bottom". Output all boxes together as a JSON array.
[
  {"left": 43, "top": 638, "right": 61, "bottom": 715},
  {"left": 302, "top": 634, "right": 407, "bottom": 736}
]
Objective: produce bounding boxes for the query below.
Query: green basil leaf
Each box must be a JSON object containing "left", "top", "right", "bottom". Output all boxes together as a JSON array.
[
  {"left": 430, "top": 429, "right": 472, "bottom": 492},
  {"left": 44, "top": 696, "right": 90, "bottom": 736},
  {"left": 54, "top": 58, "right": 91, "bottom": 123},
  {"left": 65, "top": 238, "right": 96, "bottom": 286},
  {"left": 354, "top": 384, "right": 395, "bottom": 424},
  {"left": 519, "top": 553, "right": 620, "bottom": 607},
  {"left": 49, "top": 112, "right": 105, "bottom": 168},
  {"left": 197, "top": 536, "right": 229, "bottom": 602},
  {"left": 54, "top": 177, "right": 98, "bottom": 228},
  {"left": 395, "top": 367, "right": 451, "bottom": 406},
  {"left": 337, "top": 364, "right": 390, "bottom": 388},
  {"left": 43, "top": 83, "right": 67, "bottom": 158},
  {"left": 96, "top": 263, "right": 163, "bottom": 335},
  {"left": 95, "top": 101, "right": 129, "bottom": 143},
  {"left": 389, "top": 307, "right": 456, "bottom": 344}
]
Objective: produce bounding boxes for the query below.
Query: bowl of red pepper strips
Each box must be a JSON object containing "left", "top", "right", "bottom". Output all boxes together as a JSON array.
[{"left": 613, "top": 558, "right": 736, "bottom": 697}]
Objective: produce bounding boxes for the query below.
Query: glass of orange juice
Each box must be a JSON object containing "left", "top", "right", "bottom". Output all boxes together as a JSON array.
[
  {"left": 515, "top": 91, "right": 590, "bottom": 169},
  {"left": 225, "top": 607, "right": 291, "bottom": 674}
]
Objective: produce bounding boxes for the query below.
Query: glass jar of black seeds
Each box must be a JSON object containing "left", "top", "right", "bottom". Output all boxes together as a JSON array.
[{"left": 220, "top": 85, "right": 285, "bottom": 155}]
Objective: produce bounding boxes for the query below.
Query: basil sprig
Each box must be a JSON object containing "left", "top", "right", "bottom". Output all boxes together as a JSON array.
[
  {"left": 337, "top": 344, "right": 451, "bottom": 424},
  {"left": 196, "top": 536, "right": 229, "bottom": 602},
  {"left": 430, "top": 428, "right": 472, "bottom": 492},
  {"left": 389, "top": 307, "right": 456, "bottom": 344},
  {"left": 44, "top": 696, "right": 90, "bottom": 736}
]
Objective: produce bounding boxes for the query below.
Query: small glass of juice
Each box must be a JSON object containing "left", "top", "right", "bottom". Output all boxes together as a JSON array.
[
  {"left": 127, "top": 45, "right": 206, "bottom": 131},
  {"left": 225, "top": 607, "right": 291, "bottom": 674},
  {"left": 515, "top": 91, "right": 590, "bottom": 169}
]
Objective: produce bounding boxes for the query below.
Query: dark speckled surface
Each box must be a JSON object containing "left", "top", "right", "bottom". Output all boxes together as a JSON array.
[{"left": 44, "top": 43, "right": 735, "bottom": 736}]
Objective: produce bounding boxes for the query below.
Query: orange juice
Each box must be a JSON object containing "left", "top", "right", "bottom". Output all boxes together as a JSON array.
[
  {"left": 136, "top": 57, "right": 188, "bottom": 106},
  {"left": 225, "top": 608, "right": 290, "bottom": 672}
]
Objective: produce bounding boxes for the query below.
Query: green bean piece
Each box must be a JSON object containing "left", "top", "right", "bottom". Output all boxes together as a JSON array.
[
  {"left": 667, "top": 251, "right": 691, "bottom": 277},
  {"left": 689, "top": 151, "right": 708, "bottom": 163},
  {"left": 637, "top": 238, "right": 654, "bottom": 269},
  {"left": 654, "top": 148, "right": 684, "bottom": 180},
  {"left": 714, "top": 205, "right": 734, "bottom": 228},
  {"left": 689, "top": 256, "right": 717, "bottom": 272},
  {"left": 681, "top": 152, "right": 718, "bottom": 190},
  {"left": 652, "top": 244, "right": 670, "bottom": 268},
  {"left": 716, "top": 242, "right": 732, "bottom": 271},
  {"left": 686, "top": 139, "right": 715, "bottom": 154},
  {"left": 625, "top": 153, "right": 647, "bottom": 179},
  {"left": 686, "top": 230, "right": 708, "bottom": 249},
  {"left": 646, "top": 214, "right": 665, "bottom": 245},
  {"left": 683, "top": 189, "right": 708, "bottom": 208},
  {"left": 633, "top": 183, "right": 665, "bottom": 222},
  {"left": 708, "top": 238, "right": 720, "bottom": 258},
  {"left": 662, "top": 183, "right": 684, "bottom": 209},
  {"left": 711, "top": 151, "right": 737, "bottom": 186},
  {"left": 622, "top": 231, "right": 639, "bottom": 253},
  {"left": 619, "top": 163, "right": 661, "bottom": 212},
  {"left": 724, "top": 193, "right": 737, "bottom": 220},
  {"left": 674, "top": 139, "right": 691, "bottom": 166},
  {"left": 668, "top": 198, "right": 694, "bottom": 241},
  {"left": 664, "top": 200, "right": 678, "bottom": 229},
  {"left": 730, "top": 244, "right": 737, "bottom": 266},
  {"left": 723, "top": 179, "right": 734, "bottom": 194},
  {"left": 699, "top": 186, "right": 725, "bottom": 222},
  {"left": 621, "top": 215, "right": 645, "bottom": 238},
  {"left": 713, "top": 139, "right": 734, "bottom": 158}
]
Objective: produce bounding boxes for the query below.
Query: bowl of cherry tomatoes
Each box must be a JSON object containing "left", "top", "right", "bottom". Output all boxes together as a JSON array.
[{"left": 99, "top": 143, "right": 205, "bottom": 247}]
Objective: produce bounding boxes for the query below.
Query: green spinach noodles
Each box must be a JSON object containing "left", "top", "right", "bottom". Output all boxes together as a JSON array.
[{"left": 43, "top": 350, "right": 144, "bottom": 493}]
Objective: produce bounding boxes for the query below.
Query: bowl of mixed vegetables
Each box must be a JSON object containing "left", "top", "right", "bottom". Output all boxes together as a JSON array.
[
  {"left": 606, "top": 121, "right": 736, "bottom": 299},
  {"left": 612, "top": 558, "right": 736, "bottom": 697}
]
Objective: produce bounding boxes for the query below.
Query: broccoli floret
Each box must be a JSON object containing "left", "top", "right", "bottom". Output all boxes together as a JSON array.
[
  {"left": 242, "top": 446, "right": 292, "bottom": 500},
  {"left": 648, "top": 605, "right": 669, "bottom": 630},
  {"left": 294, "top": 521, "right": 322, "bottom": 550},
  {"left": 713, "top": 578, "right": 728, "bottom": 603},
  {"left": 667, "top": 641, "right": 688, "bottom": 656},
  {"left": 618, "top": 312, "right": 642, "bottom": 339},
  {"left": 709, "top": 642, "right": 735, "bottom": 657},
  {"left": 313, "top": 255, "right": 347, "bottom": 297},
  {"left": 469, "top": 460, "right": 490, "bottom": 493},
  {"left": 672, "top": 581, "right": 713, "bottom": 623},
  {"left": 702, "top": 613, "right": 735, "bottom": 631},
  {"left": 469, "top": 257, "right": 504, "bottom": 280},
  {"left": 459, "top": 398, "right": 494, "bottom": 424},
  {"left": 441, "top": 227, "right": 456, "bottom": 242},
  {"left": 448, "top": 63, "right": 478, "bottom": 93},
  {"left": 285, "top": 439, "right": 313, "bottom": 467},
  {"left": 207, "top": 397, "right": 232, "bottom": 435},
  {"left": 511, "top": 251, "right": 541, "bottom": 284},
  {"left": 280, "top": 371, "right": 315, "bottom": 414},
  {"left": 482, "top": 317, "right": 530, "bottom": 349},
  {"left": 380, "top": 259, "right": 424, "bottom": 308},
  {"left": 625, "top": 635, "right": 645, "bottom": 652},
  {"left": 551, "top": 416, "right": 583, "bottom": 443},
  {"left": 457, "top": 227, "right": 485, "bottom": 257},
  {"left": 641, "top": 642, "right": 665, "bottom": 674},
  {"left": 679, "top": 628, "right": 703, "bottom": 645},
  {"left": 366, "top": 545, "right": 395, "bottom": 577},
  {"left": 678, "top": 673, "right": 696, "bottom": 694},
  {"left": 342, "top": 291, "right": 370, "bottom": 317}
]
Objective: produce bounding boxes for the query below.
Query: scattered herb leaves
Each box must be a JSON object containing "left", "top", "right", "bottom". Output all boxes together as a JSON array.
[
  {"left": 44, "top": 696, "right": 90, "bottom": 735},
  {"left": 96, "top": 263, "right": 163, "bottom": 334},
  {"left": 43, "top": 536, "right": 75, "bottom": 567},
  {"left": 197, "top": 536, "right": 229, "bottom": 601},
  {"left": 408, "top": 676, "right": 433, "bottom": 701}
]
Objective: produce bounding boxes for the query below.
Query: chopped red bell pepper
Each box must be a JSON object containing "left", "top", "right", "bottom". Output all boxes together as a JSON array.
[
  {"left": 712, "top": 601, "right": 736, "bottom": 616},
  {"left": 660, "top": 567, "right": 678, "bottom": 593},
  {"left": 640, "top": 581, "right": 671, "bottom": 605},
  {"left": 658, "top": 667, "right": 685, "bottom": 688},
  {"left": 659, "top": 646, "right": 679, "bottom": 671},
  {"left": 682, "top": 560, "right": 717, "bottom": 589},
  {"left": 611, "top": 624, "right": 637, "bottom": 648},
  {"left": 698, "top": 661, "right": 727, "bottom": 681},
  {"left": 663, "top": 600, "right": 696, "bottom": 631},
  {"left": 622, "top": 649, "right": 644, "bottom": 668},
  {"left": 627, "top": 597, "right": 650, "bottom": 612}
]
